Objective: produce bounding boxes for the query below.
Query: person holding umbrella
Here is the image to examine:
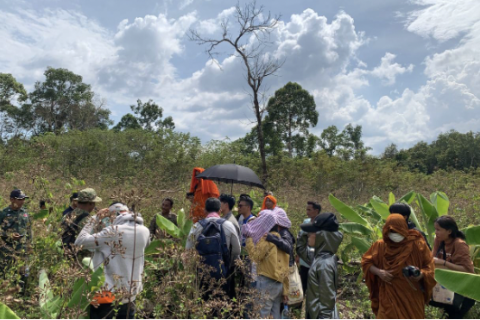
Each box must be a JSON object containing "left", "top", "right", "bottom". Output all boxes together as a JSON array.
[{"left": 189, "top": 167, "right": 220, "bottom": 223}]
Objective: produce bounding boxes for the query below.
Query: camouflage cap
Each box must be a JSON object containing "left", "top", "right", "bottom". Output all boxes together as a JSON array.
[{"left": 77, "top": 188, "right": 102, "bottom": 203}]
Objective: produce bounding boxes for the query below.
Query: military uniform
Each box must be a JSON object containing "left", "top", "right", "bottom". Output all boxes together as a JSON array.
[
  {"left": 61, "top": 188, "right": 101, "bottom": 258},
  {"left": 0, "top": 190, "right": 32, "bottom": 276}
]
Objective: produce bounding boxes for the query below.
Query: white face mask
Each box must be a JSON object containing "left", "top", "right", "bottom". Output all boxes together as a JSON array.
[{"left": 388, "top": 232, "right": 405, "bottom": 243}]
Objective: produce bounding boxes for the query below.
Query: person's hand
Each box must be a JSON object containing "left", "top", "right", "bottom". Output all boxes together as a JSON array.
[
  {"left": 295, "top": 255, "right": 300, "bottom": 264},
  {"left": 434, "top": 257, "right": 446, "bottom": 265},
  {"left": 96, "top": 208, "right": 110, "bottom": 220},
  {"left": 377, "top": 269, "right": 394, "bottom": 283},
  {"left": 283, "top": 295, "right": 288, "bottom": 304},
  {"left": 411, "top": 272, "right": 424, "bottom": 282}
]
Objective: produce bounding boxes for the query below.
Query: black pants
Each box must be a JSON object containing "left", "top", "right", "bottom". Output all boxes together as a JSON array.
[
  {"left": 444, "top": 298, "right": 475, "bottom": 319},
  {"left": 299, "top": 265, "right": 309, "bottom": 294},
  {"left": 89, "top": 302, "right": 135, "bottom": 319}
]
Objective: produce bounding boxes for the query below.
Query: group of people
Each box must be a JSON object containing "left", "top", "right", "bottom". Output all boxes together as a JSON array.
[{"left": 0, "top": 178, "right": 477, "bottom": 319}]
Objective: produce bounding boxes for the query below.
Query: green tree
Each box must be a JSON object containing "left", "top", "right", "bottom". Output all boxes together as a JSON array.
[
  {"left": 319, "top": 125, "right": 342, "bottom": 156},
  {"left": 0, "top": 74, "right": 29, "bottom": 138},
  {"left": 382, "top": 143, "right": 399, "bottom": 160},
  {"left": 264, "top": 82, "right": 318, "bottom": 157},
  {"left": 27, "top": 67, "right": 112, "bottom": 134},
  {"left": 114, "top": 99, "right": 175, "bottom": 132},
  {"left": 340, "top": 124, "right": 371, "bottom": 160}
]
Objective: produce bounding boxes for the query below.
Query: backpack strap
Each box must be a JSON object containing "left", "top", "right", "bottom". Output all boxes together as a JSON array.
[
  {"left": 434, "top": 241, "right": 447, "bottom": 261},
  {"left": 73, "top": 212, "right": 90, "bottom": 230},
  {"left": 215, "top": 219, "right": 230, "bottom": 270}
]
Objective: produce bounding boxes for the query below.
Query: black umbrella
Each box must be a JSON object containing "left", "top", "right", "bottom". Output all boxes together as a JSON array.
[{"left": 196, "top": 164, "right": 265, "bottom": 194}]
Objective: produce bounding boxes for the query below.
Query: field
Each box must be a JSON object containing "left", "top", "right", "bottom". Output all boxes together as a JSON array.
[{"left": 1, "top": 131, "right": 480, "bottom": 318}]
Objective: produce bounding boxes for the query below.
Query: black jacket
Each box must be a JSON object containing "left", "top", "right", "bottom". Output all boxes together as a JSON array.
[{"left": 266, "top": 227, "right": 295, "bottom": 267}]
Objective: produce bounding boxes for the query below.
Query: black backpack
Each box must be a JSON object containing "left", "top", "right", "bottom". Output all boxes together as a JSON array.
[
  {"left": 61, "top": 212, "right": 89, "bottom": 251},
  {"left": 196, "top": 218, "right": 230, "bottom": 280}
]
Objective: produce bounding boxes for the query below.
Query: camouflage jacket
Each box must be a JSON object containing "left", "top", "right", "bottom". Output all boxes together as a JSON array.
[
  {"left": 0, "top": 206, "right": 32, "bottom": 255},
  {"left": 62, "top": 208, "right": 91, "bottom": 239}
]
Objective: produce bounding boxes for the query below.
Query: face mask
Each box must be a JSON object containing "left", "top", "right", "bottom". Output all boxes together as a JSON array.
[{"left": 388, "top": 232, "right": 405, "bottom": 243}]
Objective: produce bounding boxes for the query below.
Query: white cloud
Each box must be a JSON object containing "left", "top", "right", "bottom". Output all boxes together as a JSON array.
[{"left": 370, "top": 52, "right": 414, "bottom": 86}]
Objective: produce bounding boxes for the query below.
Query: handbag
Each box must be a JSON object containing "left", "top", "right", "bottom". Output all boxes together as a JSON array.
[{"left": 287, "top": 263, "right": 304, "bottom": 306}]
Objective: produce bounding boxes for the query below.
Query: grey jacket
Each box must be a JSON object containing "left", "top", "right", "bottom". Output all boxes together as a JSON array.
[{"left": 296, "top": 230, "right": 343, "bottom": 319}]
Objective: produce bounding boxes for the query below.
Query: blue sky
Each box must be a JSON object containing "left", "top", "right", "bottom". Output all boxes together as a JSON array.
[{"left": 1, "top": 0, "right": 479, "bottom": 154}]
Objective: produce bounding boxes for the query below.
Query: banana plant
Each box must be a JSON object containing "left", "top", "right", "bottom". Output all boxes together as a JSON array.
[
  {"left": 150, "top": 208, "right": 193, "bottom": 248},
  {"left": 329, "top": 190, "right": 418, "bottom": 271},
  {"left": 462, "top": 225, "right": 480, "bottom": 272}
]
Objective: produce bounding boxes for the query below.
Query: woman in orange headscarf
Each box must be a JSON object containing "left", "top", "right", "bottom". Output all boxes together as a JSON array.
[
  {"left": 189, "top": 167, "right": 220, "bottom": 222},
  {"left": 261, "top": 195, "right": 277, "bottom": 211},
  {"left": 361, "top": 214, "right": 435, "bottom": 319}
]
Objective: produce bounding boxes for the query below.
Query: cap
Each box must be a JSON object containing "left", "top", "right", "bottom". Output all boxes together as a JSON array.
[
  {"left": 300, "top": 212, "right": 339, "bottom": 233},
  {"left": 70, "top": 192, "right": 79, "bottom": 201},
  {"left": 10, "top": 189, "right": 29, "bottom": 199},
  {"left": 109, "top": 203, "right": 129, "bottom": 215},
  {"left": 77, "top": 188, "right": 102, "bottom": 203}
]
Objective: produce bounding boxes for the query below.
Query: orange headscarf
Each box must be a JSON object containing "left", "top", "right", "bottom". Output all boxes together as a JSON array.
[
  {"left": 189, "top": 167, "right": 219, "bottom": 195},
  {"left": 261, "top": 195, "right": 277, "bottom": 211},
  {"left": 361, "top": 214, "right": 436, "bottom": 318},
  {"left": 189, "top": 167, "right": 220, "bottom": 222}
]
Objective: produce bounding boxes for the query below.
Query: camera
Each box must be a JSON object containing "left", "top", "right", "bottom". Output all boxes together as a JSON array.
[{"left": 402, "top": 265, "right": 421, "bottom": 277}]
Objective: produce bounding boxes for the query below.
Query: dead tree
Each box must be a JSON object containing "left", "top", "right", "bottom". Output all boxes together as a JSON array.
[{"left": 189, "top": 1, "right": 284, "bottom": 187}]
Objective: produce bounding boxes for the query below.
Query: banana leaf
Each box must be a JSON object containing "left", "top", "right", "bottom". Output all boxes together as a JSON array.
[
  {"left": 156, "top": 214, "right": 181, "bottom": 238},
  {"left": 398, "top": 191, "right": 416, "bottom": 204},
  {"left": 431, "top": 191, "right": 449, "bottom": 216},
  {"left": 340, "top": 223, "right": 373, "bottom": 236},
  {"left": 417, "top": 194, "right": 438, "bottom": 244},
  {"left": 145, "top": 239, "right": 166, "bottom": 255},
  {"left": 435, "top": 269, "right": 480, "bottom": 301},
  {"left": 329, "top": 194, "right": 370, "bottom": 228},
  {"left": 370, "top": 196, "right": 390, "bottom": 220},
  {"left": 462, "top": 226, "right": 480, "bottom": 246},
  {"left": 177, "top": 208, "right": 186, "bottom": 231},
  {"left": 408, "top": 206, "right": 423, "bottom": 233},
  {"left": 389, "top": 192, "right": 395, "bottom": 206},
  {"left": 351, "top": 236, "right": 372, "bottom": 255},
  {"left": 0, "top": 303, "right": 20, "bottom": 319}
]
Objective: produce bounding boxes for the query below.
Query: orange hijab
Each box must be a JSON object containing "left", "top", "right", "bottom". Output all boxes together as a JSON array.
[
  {"left": 189, "top": 167, "right": 219, "bottom": 196},
  {"left": 381, "top": 214, "right": 423, "bottom": 275},
  {"left": 261, "top": 195, "right": 277, "bottom": 211}
]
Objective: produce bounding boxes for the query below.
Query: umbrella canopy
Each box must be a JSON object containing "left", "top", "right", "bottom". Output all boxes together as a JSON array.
[{"left": 196, "top": 164, "right": 265, "bottom": 190}]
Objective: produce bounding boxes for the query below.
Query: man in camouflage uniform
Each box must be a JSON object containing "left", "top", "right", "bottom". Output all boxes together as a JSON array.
[
  {"left": 0, "top": 189, "right": 32, "bottom": 280},
  {"left": 61, "top": 188, "right": 101, "bottom": 257}
]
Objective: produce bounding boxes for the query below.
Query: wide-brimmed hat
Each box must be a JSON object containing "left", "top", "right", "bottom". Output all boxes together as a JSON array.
[
  {"left": 77, "top": 188, "right": 102, "bottom": 203},
  {"left": 300, "top": 212, "right": 339, "bottom": 233}
]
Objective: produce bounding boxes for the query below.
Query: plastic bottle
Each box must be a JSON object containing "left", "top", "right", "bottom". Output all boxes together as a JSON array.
[{"left": 281, "top": 305, "right": 289, "bottom": 319}]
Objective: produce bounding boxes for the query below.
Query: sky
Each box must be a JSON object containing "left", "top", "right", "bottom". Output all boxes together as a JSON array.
[{"left": 1, "top": 0, "right": 479, "bottom": 154}]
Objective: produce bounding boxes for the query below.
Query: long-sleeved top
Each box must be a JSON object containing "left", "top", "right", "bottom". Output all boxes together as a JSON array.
[
  {"left": 224, "top": 211, "right": 241, "bottom": 238},
  {"left": 185, "top": 216, "right": 241, "bottom": 265},
  {"left": 246, "top": 232, "right": 290, "bottom": 295},
  {"left": 75, "top": 214, "right": 150, "bottom": 302},
  {"left": 266, "top": 227, "right": 295, "bottom": 266},
  {"left": 297, "top": 230, "right": 343, "bottom": 319}
]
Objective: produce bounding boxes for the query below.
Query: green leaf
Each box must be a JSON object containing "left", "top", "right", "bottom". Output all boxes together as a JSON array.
[
  {"left": 33, "top": 209, "right": 49, "bottom": 220},
  {"left": 435, "top": 269, "right": 480, "bottom": 301},
  {"left": 398, "top": 191, "right": 416, "bottom": 204},
  {"left": 431, "top": 191, "right": 449, "bottom": 216},
  {"left": 0, "top": 303, "right": 20, "bottom": 319},
  {"left": 370, "top": 197, "right": 390, "bottom": 220},
  {"left": 177, "top": 208, "right": 186, "bottom": 230},
  {"left": 156, "top": 214, "right": 181, "bottom": 238},
  {"left": 339, "top": 223, "right": 373, "bottom": 236},
  {"left": 417, "top": 193, "right": 438, "bottom": 244},
  {"left": 388, "top": 192, "right": 395, "bottom": 206},
  {"left": 329, "top": 194, "right": 370, "bottom": 228},
  {"left": 82, "top": 257, "right": 95, "bottom": 271},
  {"left": 182, "top": 218, "right": 193, "bottom": 238},
  {"left": 67, "top": 278, "right": 86, "bottom": 308},
  {"left": 408, "top": 206, "right": 423, "bottom": 233},
  {"left": 462, "top": 226, "right": 480, "bottom": 246},
  {"left": 39, "top": 269, "right": 53, "bottom": 308},
  {"left": 145, "top": 239, "right": 165, "bottom": 256},
  {"left": 351, "top": 236, "right": 372, "bottom": 255},
  {"left": 340, "top": 243, "right": 358, "bottom": 273}
]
